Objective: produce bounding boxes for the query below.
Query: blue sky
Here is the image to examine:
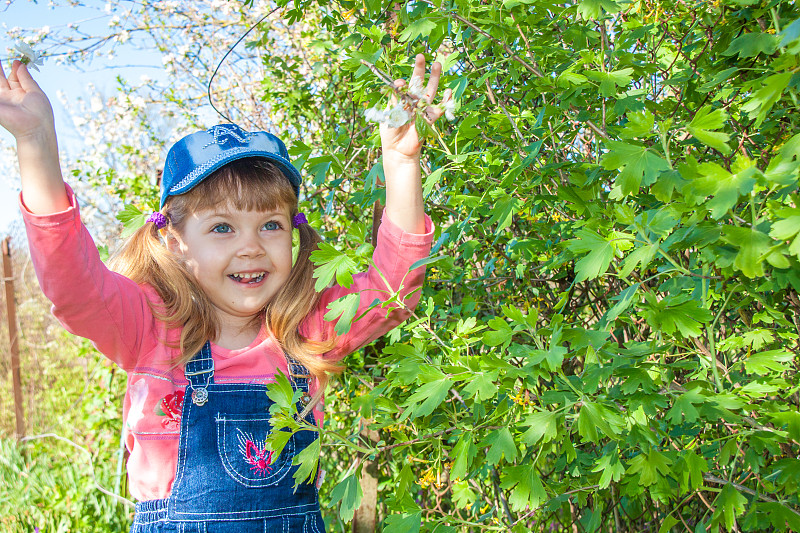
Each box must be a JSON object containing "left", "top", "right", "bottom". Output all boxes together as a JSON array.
[{"left": 0, "top": 0, "right": 166, "bottom": 233}]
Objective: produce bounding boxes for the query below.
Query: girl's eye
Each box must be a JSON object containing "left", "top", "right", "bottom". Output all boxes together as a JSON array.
[
  {"left": 212, "top": 223, "right": 232, "bottom": 233},
  {"left": 263, "top": 221, "right": 282, "bottom": 231}
]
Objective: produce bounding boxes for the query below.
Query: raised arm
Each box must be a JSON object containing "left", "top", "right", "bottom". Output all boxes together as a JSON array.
[
  {"left": 380, "top": 54, "right": 451, "bottom": 234},
  {"left": 0, "top": 60, "right": 69, "bottom": 214}
]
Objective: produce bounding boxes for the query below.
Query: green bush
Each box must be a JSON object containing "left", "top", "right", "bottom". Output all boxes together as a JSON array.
[{"left": 242, "top": 0, "right": 800, "bottom": 530}]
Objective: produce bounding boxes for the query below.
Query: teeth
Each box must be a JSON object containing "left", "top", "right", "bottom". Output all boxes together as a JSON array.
[{"left": 231, "top": 272, "right": 266, "bottom": 281}]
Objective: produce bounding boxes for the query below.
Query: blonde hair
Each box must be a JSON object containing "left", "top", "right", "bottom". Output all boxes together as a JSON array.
[{"left": 110, "top": 158, "right": 340, "bottom": 412}]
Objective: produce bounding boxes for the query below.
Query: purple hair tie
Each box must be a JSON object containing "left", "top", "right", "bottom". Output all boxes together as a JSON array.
[
  {"left": 293, "top": 213, "right": 308, "bottom": 228},
  {"left": 147, "top": 212, "right": 168, "bottom": 229}
]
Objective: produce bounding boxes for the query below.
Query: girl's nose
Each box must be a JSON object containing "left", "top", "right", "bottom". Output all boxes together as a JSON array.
[{"left": 236, "top": 231, "right": 266, "bottom": 258}]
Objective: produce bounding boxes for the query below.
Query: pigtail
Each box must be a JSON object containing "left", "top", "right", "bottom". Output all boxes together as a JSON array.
[
  {"left": 266, "top": 220, "right": 340, "bottom": 417},
  {"left": 109, "top": 216, "right": 216, "bottom": 366}
]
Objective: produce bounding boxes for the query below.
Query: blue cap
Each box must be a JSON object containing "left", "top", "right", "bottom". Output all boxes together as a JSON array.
[{"left": 160, "top": 124, "right": 302, "bottom": 208}]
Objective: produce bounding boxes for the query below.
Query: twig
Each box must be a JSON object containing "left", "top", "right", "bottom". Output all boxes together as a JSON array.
[
  {"left": 703, "top": 474, "right": 800, "bottom": 518},
  {"left": 449, "top": 12, "right": 542, "bottom": 77}
]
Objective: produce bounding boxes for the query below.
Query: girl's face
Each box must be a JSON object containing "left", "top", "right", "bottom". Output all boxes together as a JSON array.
[{"left": 169, "top": 203, "right": 293, "bottom": 330}]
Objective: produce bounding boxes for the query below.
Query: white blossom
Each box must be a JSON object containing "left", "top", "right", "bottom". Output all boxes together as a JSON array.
[
  {"left": 385, "top": 102, "right": 411, "bottom": 128},
  {"left": 364, "top": 106, "right": 387, "bottom": 124},
  {"left": 14, "top": 42, "right": 44, "bottom": 71},
  {"left": 438, "top": 93, "right": 457, "bottom": 121},
  {"left": 408, "top": 76, "right": 425, "bottom": 99}
]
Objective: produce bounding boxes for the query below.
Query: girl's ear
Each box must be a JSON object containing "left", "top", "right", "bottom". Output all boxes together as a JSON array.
[{"left": 164, "top": 230, "right": 185, "bottom": 257}]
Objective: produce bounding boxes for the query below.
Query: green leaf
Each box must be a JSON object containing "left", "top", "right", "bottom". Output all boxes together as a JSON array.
[
  {"left": 722, "top": 226, "right": 773, "bottom": 278},
  {"left": 659, "top": 516, "right": 679, "bottom": 533},
  {"left": 577, "top": 401, "right": 625, "bottom": 443},
  {"left": 396, "top": 463, "right": 416, "bottom": 499},
  {"left": 626, "top": 449, "right": 672, "bottom": 485},
  {"left": 745, "top": 349, "right": 794, "bottom": 375},
  {"left": 462, "top": 371, "right": 498, "bottom": 401},
  {"left": 324, "top": 293, "right": 361, "bottom": 335},
  {"left": 408, "top": 254, "right": 448, "bottom": 272},
  {"left": 723, "top": 32, "right": 780, "bottom": 58},
  {"left": 567, "top": 229, "right": 615, "bottom": 282},
  {"left": 384, "top": 512, "right": 422, "bottom": 533},
  {"left": 402, "top": 378, "right": 453, "bottom": 419},
  {"left": 598, "top": 283, "right": 640, "bottom": 329},
  {"left": 522, "top": 411, "right": 558, "bottom": 445},
  {"left": 770, "top": 207, "right": 800, "bottom": 259},
  {"left": 780, "top": 17, "right": 800, "bottom": 47},
  {"left": 641, "top": 294, "right": 713, "bottom": 337},
  {"left": 667, "top": 387, "right": 705, "bottom": 424},
  {"left": 585, "top": 68, "right": 634, "bottom": 97},
  {"left": 683, "top": 450, "right": 709, "bottom": 491},
  {"left": 482, "top": 317, "right": 513, "bottom": 347},
  {"left": 577, "top": 0, "right": 624, "bottom": 19},
  {"left": 310, "top": 243, "right": 357, "bottom": 291},
  {"left": 451, "top": 433, "right": 478, "bottom": 481},
  {"left": 292, "top": 436, "right": 320, "bottom": 487},
  {"left": 620, "top": 110, "right": 655, "bottom": 139},
  {"left": 483, "top": 427, "right": 518, "bottom": 465},
  {"left": 266, "top": 370, "right": 298, "bottom": 416},
  {"left": 687, "top": 106, "right": 731, "bottom": 154},
  {"left": 771, "top": 411, "right": 800, "bottom": 442},
  {"left": 602, "top": 141, "right": 670, "bottom": 197},
  {"left": 329, "top": 472, "right": 363, "bottom": 523},
  {"left": 451, "top": 481, "right": 477, "bottom": 510},
  {"left": 592, "top": 451, "right": 625, "bottom": 489},
  {"left": 710, "top": 484, "right": 748, "bottom": 530},
  {"left": 500, "top": 464, "right": 547, "bottom": 512},
  {"left": 486, "top": 194, "right": 520, "bottom": 232},
  {"left": 116, "top": 203, "right": 149, "bottom": 238},
  {"left": 398, "top": 17, "right": 437, "bottom": 42},
  {"left": 691, "top": 159, "right": 758, "bottom": 219},
  {"left": 741, "top": 72, "right": 792, "bottom": 127}
]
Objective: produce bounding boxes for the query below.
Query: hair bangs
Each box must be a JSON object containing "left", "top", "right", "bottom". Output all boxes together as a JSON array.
[{"left": 176, "top": 158, "right": 297, "bottom": 216}]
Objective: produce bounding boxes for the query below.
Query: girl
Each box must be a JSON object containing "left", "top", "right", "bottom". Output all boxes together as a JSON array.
[{"left": 0, "top": 54, "right": 448, "bottom": 532}]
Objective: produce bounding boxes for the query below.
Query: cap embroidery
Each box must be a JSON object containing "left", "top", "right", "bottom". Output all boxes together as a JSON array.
[
  {"left": 203, "top": 125, "right": 252, "bottom": 149},
  {"left": 237, "top": 429, "right": 274, "bottom": 476}
]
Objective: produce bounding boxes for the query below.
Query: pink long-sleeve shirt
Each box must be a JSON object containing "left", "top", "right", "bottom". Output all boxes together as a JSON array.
[{"left": 21, "top": 186, "right": 433, "bottom": 501}]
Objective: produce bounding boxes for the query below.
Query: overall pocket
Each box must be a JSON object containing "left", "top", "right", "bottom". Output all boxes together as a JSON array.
[{"left": 215, "top": 414, "right": 295, "bottom": 487}]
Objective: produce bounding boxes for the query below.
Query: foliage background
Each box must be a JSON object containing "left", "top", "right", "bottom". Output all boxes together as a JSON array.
[{"left": 3, "top": 0, "right": 800, "bottom": 531}]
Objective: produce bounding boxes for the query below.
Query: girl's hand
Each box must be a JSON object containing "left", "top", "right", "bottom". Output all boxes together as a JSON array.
[
  {"left": 379, "top": 54, "right": 452, "bottom": 163},
  {"left": 0, "top": 60, "right": 56, "bottom": 141}
]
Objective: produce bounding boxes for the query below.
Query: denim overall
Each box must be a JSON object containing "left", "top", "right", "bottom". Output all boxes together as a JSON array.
[{"left": 131, "top": 343, "right": 324, "bottom": 532}]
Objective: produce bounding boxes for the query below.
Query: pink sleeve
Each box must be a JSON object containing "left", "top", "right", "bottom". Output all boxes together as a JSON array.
[
  {"left": 20, "top": 185, "right": 159, "bottom": 371},
  {"left": 301, "top": 212, "right": 435, "bottom": 361}
]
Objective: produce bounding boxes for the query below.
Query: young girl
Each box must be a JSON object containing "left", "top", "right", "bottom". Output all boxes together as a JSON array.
[{"left": 0, "top": 54, "right": 448, "bottom": 531}]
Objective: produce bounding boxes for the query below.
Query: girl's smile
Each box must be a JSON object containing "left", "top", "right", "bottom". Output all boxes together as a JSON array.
[{"left": 169, "top": 205, "right": 293, "bottom": 339}]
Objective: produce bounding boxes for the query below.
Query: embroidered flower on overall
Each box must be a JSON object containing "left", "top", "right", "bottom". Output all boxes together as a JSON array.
[
  {"left": 236, "top": 430, "right": 274, "bottom": 476},
  {"left": 154, "top": 390, "right": 184, "bottom": 430}
]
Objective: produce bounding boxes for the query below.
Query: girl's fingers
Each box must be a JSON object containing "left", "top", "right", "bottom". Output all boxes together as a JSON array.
[
  {"left": 0, "top": 61, "right": 10, "bottom": 91},
  {"left": 7, "top": 61, "right": 23, "bottom": 91},
  {"left": 424, "top": 105, "right": 444, "bottom": 124},
  {"left": 389, "top": 79, "right": 405, "bottom": 105},
  {"left": 425, "top": 61, "right": 443, "bottom": 102},
  {"left": 14, "top": 62, "right": 40, "bottom": 92},
  {"left": 411, "top": 54, "right": 426, "bottom": 84}
]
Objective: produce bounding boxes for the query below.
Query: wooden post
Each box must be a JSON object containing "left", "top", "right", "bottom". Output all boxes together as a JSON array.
[
  {"left": 3, "top": 237, "right": 25, "bottom": 439},
  {"left": 351, "top": 202, "right": 384, "bottom": 533}
]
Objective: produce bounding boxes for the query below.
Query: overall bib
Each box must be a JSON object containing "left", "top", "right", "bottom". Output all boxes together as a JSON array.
[{"left": 131, "top": 343, "right": 325, "bottom": 533}]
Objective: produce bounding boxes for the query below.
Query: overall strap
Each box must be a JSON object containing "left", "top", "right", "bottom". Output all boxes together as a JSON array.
[
  {"left": 184, "top": 342, "right": 214, "bottom": 406},
  {"left": 286, "top": 356, "right": 313, "bottom": 409}
]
